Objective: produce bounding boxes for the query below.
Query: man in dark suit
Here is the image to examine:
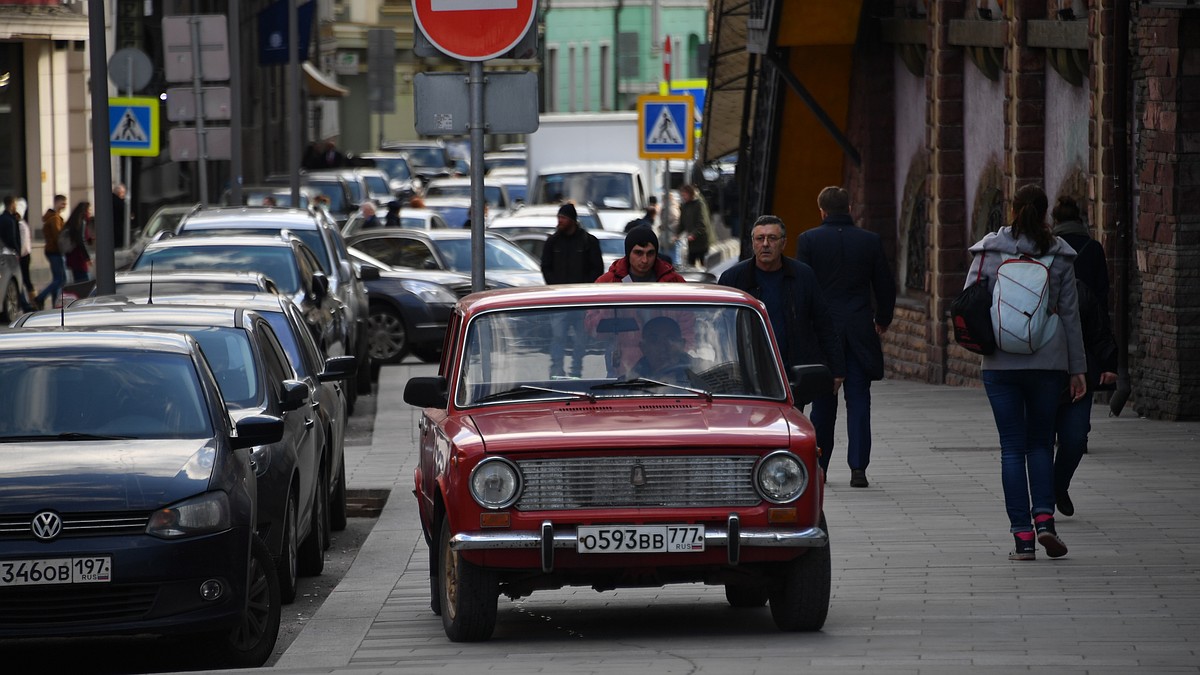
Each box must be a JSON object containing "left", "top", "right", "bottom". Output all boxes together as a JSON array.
[{"left": 796, "top": 187, "right": 895, "bottom": 488}]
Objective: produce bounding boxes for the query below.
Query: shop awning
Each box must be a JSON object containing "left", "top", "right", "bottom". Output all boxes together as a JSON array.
[
  {"left": 303, "top": 61, "right": 349, "bottom": 98},
  {"left": 700, "top": 0, "right": 756, "bottom": 164}
]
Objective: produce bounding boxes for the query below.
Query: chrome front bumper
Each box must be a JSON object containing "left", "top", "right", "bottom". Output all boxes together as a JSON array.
[{"left": 449, "top": 514, "right": 828, "bottom": 572}]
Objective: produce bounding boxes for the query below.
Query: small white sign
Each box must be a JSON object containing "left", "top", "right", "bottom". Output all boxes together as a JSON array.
[{"left": 432, "top": 0, "right": 517, "bottom": 10}]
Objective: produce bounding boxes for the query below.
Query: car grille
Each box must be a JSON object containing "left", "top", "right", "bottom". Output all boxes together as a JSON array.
[
  {"left": 515, "top": 455, "right": 761, "bottom": 510},
  {"left": 0, "top": 512, "right": 150, "bottom": 541},
  {"left": 0, "top": 584, "right": 158, "bottom": 626}
]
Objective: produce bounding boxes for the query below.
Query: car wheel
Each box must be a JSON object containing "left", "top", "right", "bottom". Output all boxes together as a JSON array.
[
  {"left": 277, "top": 493, "right": 300, "bottom": 604},
  {"left": 724, "top": 583, "right": 770, "bottom": 608},
  {"left": 438, "top": 514, "right": 497, "bottom": 641},
  {"left": 368, "top": 304, "right": 409, "bottom": 364},
  {"left": 205, "top": 534, "right": 281, "bottom": 668},
  {"left": 411, "top": 345, "right": 443, "bottom": 364},
  {"left": 356, "top": 337, "right": 374, "bottom": 395},
  {"left": 768, "top": 513, "right": 830, "bottom": 631},
  {"left": 1, "top": 280, "right": 20, "bottom": 323},
  {"left": 330, "top": 452, "right": 348, "bottom": 531},
  {"left": 297, "top": 461, "right": 329, "bottom": 576}
]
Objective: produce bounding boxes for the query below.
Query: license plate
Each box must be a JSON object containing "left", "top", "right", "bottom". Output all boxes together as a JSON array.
[
  {"left": 577, "top": 525, "right": 705, "bottom": 553},
  {"left": 0, "top": 557, "right": 112, "bottom": 587}
]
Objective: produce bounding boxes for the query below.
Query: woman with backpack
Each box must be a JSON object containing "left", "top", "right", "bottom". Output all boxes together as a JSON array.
[{"left": 964, "top": 184, "right": 1087, "bottom": 561}]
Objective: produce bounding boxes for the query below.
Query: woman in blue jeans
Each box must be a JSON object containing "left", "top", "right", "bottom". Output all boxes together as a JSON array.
[{"left": 965, "top": 184, "right": 1087, "bottom": 561}]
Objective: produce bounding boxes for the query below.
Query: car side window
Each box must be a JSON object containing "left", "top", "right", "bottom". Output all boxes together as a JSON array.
[
  {"left": 257, "top": 321, "right": 296, "bottom": 384},
  {"left": 287, "top": 302, "right": 327, "bottom": 372}
]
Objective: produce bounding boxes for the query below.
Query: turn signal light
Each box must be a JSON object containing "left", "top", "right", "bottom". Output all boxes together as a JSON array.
[
  {"left": 480, "top": 512, "right": 511, "bottom": 528},
  {"left": 767, "top": 508, "right": 797, "bottom": 524}
]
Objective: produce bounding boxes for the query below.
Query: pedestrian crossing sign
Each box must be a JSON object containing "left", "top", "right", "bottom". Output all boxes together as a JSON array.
[
  {"left": 109, "top": 97, "right": 160, "bottom": 157},
  {"left": 637, "top": 94, "right": 693, "bottom": 160}
]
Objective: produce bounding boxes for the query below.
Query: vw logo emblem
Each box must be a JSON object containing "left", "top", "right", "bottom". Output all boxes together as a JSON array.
[
  {"left": 630, "top": 464, "right": 647, "bottom": 487},
  {"left": 31, "top": 511, "right": 63, "bottom": 541}
]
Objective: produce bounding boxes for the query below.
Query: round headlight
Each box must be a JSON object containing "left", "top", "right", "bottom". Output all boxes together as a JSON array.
[
  {"left": 469, "top": 457, "right": 522, "bottom": 509},
  {"left": 755, "top": 451, "right": 807, "bottom": 503}
]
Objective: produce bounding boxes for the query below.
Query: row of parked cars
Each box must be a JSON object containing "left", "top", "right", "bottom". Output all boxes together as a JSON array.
[{"left": 0, "top": 204, "right": 379, "bottom": 667}]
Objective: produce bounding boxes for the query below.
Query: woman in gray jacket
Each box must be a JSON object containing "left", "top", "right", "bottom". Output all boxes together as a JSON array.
[{"left": 965, "top": 184, "right": 1087, "bottom": 561}]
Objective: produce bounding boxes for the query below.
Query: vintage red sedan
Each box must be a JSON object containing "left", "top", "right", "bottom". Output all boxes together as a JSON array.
[{"left": 404, "top": 284, "right": 833, "bottom": 641}]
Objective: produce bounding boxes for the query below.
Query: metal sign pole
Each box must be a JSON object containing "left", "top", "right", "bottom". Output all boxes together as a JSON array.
[
  {"left": 469, "top": 61, "right": 486, "bottom": 293},
  {"left": 189, "top": 16, "right": 209, "bottom": 203},
  {"left": 124, "top": 63, "right": 132, "bottom": 251},
  {"left": 87, "top": 0, "right": 115, "bottom": 295}
]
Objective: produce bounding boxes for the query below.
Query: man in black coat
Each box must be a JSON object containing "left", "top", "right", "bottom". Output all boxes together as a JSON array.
[
  {"left": 718, "top": 214, "right": 844, "bottom": 403},
  {"left": 541, "top": 203, "right": 603, "bottom": 377},
  {"left": 796, "top": 187, "right": 895, "bottom": 488}
]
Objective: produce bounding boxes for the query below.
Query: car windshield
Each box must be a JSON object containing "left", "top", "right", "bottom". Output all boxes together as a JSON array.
[
  {"left": 426, "top": 184, "right": 505, "bottom": 209},
  {"left": 134, "top": 245, "right": 302, "bottom": 295},
  {"left": 534, "top": 172, "right": 635, "bottom": 209},
  {"left": 243, "top": 191, "right": 306, "bottom": 207},
  {"left": 425, "top": 205, "right": 471, "bottom": 229},
  {"left": 432, "top": 237, "right": 540, "bottom": 273},
  {"left": 177, "top": 226, "right": 332, "bottom": 275},
  {"left": 371, "top": 157, "right": 411, "bottom": 180},
  {"left": 597, "top": 238, "right": 625, "bottom": 258},
  {"left": 455, "top": 304, "right": 787, "bottom": 407},
  {"left": 306, "top": 180, "right": 346, "bottom": 212},
  {"left": 362, "top": 174, "right": 390, "bottom": 197},
  {"left": 503, "top": 183, "right": 527, "bottom": 203},
  {"left": 0, "top": 351, "right": 212, "bottom": 439},
  {"left": 404, "top": 147, "right": 447, "bottom": 169}
]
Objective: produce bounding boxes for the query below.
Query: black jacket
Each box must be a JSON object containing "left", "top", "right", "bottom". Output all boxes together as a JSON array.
[
  {"left": 541, "top": 226, "right": 604, "bottom": 284},
  {"left": 795, "top": 214, "right": 895, "bottom": 379},
  {"left": 1055, "top": 224, "right": 1117, "bottom": 392},
  {"left": 0, "top": 211, "right": 19, "bottom": 253},
  {"left": 717, "top": 257, "right": 845, "bottom": 378}
]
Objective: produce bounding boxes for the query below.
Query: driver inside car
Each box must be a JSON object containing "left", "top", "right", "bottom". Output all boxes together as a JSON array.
[{"left": 626, "top": 316, "right": 695, "bottom": 385}]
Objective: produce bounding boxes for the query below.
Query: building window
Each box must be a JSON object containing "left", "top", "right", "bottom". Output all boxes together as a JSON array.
[
  {"left": 547, "top": 46, "right": 558, "bottom": 111},
  {"left": 583, "top": 45, "right": 591, "bottom": 111},
  {"left": 600, "top": 44, "right": 611, "bottom": 110},
  {"left": 618, "top": 32, "right": 639, "bottom": 79},
  {"left": 568, "top": 45, "right": 576, "bottom": 112}
]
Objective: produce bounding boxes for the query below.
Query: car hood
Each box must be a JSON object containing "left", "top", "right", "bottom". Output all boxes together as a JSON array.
[
  {"left": 0, "top": 439, "right": 219, "bottom": 512},
  {"left": 466, "top": 403, "right": 794, "bottom": 454}
]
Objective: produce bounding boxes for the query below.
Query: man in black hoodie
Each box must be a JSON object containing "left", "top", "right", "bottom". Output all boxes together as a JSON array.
[{"left": 541, "top": 203, "right": 603, "bottom": 377}]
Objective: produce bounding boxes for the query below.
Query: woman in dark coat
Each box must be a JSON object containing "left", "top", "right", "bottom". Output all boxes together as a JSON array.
[{"left": 63, "top": 201, "right": 92, "bottom": 282}]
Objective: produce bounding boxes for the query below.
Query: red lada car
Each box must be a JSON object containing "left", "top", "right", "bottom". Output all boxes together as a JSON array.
[{"left": 404, "top": 284, "right": 833, "bottom": 641}]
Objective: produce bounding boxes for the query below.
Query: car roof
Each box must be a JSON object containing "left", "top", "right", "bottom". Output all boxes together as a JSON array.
[
  {"left": 426, "top": 177, "right": 504, "bottom": 188},
  {"left": 456, "top": 283, "right": 753, "bottom": 315},
  {"left": 536, "top": 162, "right": 643, "bottom": 174},
  {"left": 81, "top": 291, "right": 293, "bottom": 314},
  {"left": 114, "top": 270, "right": 275, "bottom": 284},
  {"left": 180, "top": 206, "right": 324, "bottom": 230},
  {"left": 348, "top": 228, "right": 500, "bottom": 242},
  {"left": 144, "top": 232, "right": 299, "bottom": 251},
  {"left": 0, "top": 327, "right": 199, "bottom": 355},
  {"left": 19, "top": 303, "right": 246, "bottom": 329}
]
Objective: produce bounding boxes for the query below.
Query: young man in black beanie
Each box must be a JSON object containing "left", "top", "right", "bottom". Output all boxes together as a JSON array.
[
  {"left": 596, "top": 226, "right": 685, "bottom": 283},
  {"left": 541, "top": 202, "right": 603, "bottom": 377}
]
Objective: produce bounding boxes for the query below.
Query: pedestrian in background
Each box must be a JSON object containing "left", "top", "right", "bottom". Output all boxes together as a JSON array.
[
  {"left": 63, "top": 201, "right": 93, "bottom": 282},
  {"left": 965, "top": 184, "right": 1086, "bottom": 561},
  {"left": 34, "top": 194, "right": 68, "bottom": 309},
  {"left": 675, "top": 184, "right": 711, "bottom": 268},
  {"left": 541, "top": 202, "right": 603, "bottom": 377},
  {"left": 595, "top": 227, "right": 685, "bottom": 284},
  {"left": 796, "top": 186, "right": 896, "bottom": 488},
  {"left": 384, "top": 200, "right": 402, "bottom": 228},
  {"left": 1050, "top": 196, "right": 1118, "bottom": 518},
  {"left": 112, "top": 183, "right": 131, "bottom": 249},
  {"left": 718, "top": 215, "right": 844, "bottom": 409},
  {"left": 16, "top": 199, "right": 35, "bottom": 307},
  {"left": 359, "top": 201, "right": 381, "bottom": 230}
]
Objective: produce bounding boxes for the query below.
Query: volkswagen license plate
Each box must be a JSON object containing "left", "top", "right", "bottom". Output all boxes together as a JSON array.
[
  {"left": 577, "top": 525, "right": 705, "bottom": 553},
  {"left": 0, "top": 557, "right": 112, "bottom": 586}
]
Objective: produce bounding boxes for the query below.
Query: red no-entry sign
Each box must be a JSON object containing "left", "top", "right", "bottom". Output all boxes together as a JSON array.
[{"left": 412, "top": 0, "right": 537, "bottom": 61}]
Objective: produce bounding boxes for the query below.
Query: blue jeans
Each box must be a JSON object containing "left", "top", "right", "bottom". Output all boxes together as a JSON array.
[
  {"left": 983, "top": 369, "right": 1066, "bottom": 532},
  {"left": 1054, "top": 395, "right": 1091, "bottom": 494},
  {"left": 810, "top": 351, "right": 872, "bottom": 471},
  {"left": 34, "top": 253, "right": 67, "bottom": 306},
  {"left": 549, "top": 313, "right": 586, "bottom": 377}
]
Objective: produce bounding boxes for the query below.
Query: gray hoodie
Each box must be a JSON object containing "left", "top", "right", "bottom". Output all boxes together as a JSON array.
[{"left": 965, "top": 226, "right": 1087, "bottom": 375}]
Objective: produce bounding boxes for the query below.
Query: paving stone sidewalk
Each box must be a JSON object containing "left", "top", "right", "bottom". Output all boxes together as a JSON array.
[{"left": 267, "top": 366, "right": 1200, "bottom": 675}]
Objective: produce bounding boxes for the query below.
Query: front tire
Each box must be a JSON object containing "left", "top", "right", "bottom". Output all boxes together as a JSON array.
[
  {"left": 438, "top": 514, "right": 497, "bottom": 641},
  {"left": 1, "top": 280, "right": 20, "bottom": 323},
  {"left": 768, "top": 513, "right": 831, "bottom": 631},
  {"left": 368, "top": 304, "right": 409, "bottom": 364},
  {"left": 297, "top": 461, "right": 329, "bottom": 576},
  {"left": 206, "top": 534, "right": 281, "bottom": 668}
]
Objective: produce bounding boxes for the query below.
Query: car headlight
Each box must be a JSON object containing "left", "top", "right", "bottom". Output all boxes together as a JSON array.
[
  {"left": 399, "top": 279, "right": 459, "bottom": 305},
  {"left": 146, "top": 491, "right": 232, "bottom": 539},
  {"left": 755, "top": 451, "right": 807, "bottom": 504},
  {"left": 469, "top": 457, "right": 522, "bottom": 509}
]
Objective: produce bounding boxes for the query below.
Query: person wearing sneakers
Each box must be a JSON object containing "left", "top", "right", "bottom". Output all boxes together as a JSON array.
[{"left": 964, "top": 184, "right": 1087, "bottom": 561}]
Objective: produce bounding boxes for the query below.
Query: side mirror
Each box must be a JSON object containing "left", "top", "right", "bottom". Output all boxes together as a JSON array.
[
  {"left": 232, "top": 414, "right": 285, "bottom": 450},
  {"left": 404, "top": 376, "right": 448, "bottom": 409},
  {"left": 311, "top": 272, "right": 330, "bottom": 300},
  {"left": 279, "top": 379, "right": 309, "bottom": 412},
  {"left": 790, "top": 364, "right": 834, "bottom": 407},
  {"left": 319, "top": 355, "right": 358, "bottom": 382},
  {"left": 358, "top": 264, "right": 381, "bottom": 282}
]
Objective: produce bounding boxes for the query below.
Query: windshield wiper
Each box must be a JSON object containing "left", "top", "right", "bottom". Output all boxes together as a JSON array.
[
  {"left": 0, "top": 432, "right": 134, "bottom": 443},
  {"left": 474, "top": 385, "right": 596, "bottom": 404},
  {"left": 591, "top": 378, "right": 713, "bottom": 402}
]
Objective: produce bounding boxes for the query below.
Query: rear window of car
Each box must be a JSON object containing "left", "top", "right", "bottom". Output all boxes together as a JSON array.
[
  {"left": 134, "top": 245, "right": 303, "bottom": 295},
  {"left": 0, "top": 351, "right": 213, "bottom": 439},
  {"left": 177, "top": 225, "right": 333, "bottom": 276}
]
